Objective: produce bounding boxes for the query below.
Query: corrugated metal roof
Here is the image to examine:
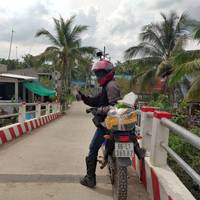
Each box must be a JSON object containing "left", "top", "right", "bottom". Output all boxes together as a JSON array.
[{"left": 0, "top": 73, "right": 37, "bottom": 80}]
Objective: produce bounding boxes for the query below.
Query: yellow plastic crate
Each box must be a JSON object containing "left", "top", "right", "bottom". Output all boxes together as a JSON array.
[{"left": 105, "top": 111, "right": 137, "bottom": 130}]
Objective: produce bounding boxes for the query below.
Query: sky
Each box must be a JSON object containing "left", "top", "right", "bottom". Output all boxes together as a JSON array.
[{"left": 0, "top": 0, "right": 200, "bottom": 63}]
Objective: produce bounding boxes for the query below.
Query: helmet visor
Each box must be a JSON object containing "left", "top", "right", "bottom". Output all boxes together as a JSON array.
[{"left": 94, "top": 70, "right": 108, "bottom": 79}]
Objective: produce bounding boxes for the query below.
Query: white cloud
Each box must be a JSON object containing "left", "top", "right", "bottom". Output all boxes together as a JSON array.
[{"left": 0, "top": 0, "right": 200, "bottom": 62}]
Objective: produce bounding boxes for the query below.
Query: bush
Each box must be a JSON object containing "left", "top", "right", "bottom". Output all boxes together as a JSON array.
[
  {"left": 148, "top": 94, "right": 171, "bottom": 110},
  {"left": 116, "top": 78, "right": 132, "bottom": 96},
  {"left": 168, "top": 133, "right": 200, "bottom": 199},
  {"left": 66, "top": 94, "right": 76, "bottom": 104},
  {"left": 171, "top": 100, "right": 190, "bottom": 127}
]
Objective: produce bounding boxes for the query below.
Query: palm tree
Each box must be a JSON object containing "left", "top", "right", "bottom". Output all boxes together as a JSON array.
[
  {"left": 35, "top": 15, "right": 96, "bottom": 110},
  {"left": 80, "top": 56, "right": 93, "bottom": 85},
  {"left": 22, "top": 54, "right": 46, "bottom": 69},
  {"left": 124, "top": 11, "right": 191, "bottom": 95},
  {"left": 169, "top": 50, "right": 200, "bottom": 103},
  {"left": 194, "top": 24, "right": 200, "bottom": 40}
]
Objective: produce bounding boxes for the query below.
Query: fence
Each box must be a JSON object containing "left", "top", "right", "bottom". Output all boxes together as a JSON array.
[
  {"left": 135, "top": 106, "right": 200, "bottom": 200},
  {"left": 0, "top": 102, "right": 61, "bottom": 124},
  {"left": 0, "top": 102, "right": 61, "bottom": 145}
]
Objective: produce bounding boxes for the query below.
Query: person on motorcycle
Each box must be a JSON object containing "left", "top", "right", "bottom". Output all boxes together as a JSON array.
[
  {"left": 77, "top": 59, "right": 144, "bottom": 188},
  {"left": 77, "top": 59, "right": 120, "bottom": 188}
]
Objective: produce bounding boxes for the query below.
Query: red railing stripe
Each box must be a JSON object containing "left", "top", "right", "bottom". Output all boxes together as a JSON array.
[
  {"left": 0, "top": 131, "right": 7, "bottom": 143},
  {"left": 9, "top": 127, "right": 16, "bottom": 139},
  {"left": 151, "top": 168, "right": 161, "bottom": 200}
]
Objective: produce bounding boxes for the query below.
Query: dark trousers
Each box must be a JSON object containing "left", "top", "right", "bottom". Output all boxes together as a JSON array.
[{"left": 88, "top": 128, "right": 106, "bottom": 160}]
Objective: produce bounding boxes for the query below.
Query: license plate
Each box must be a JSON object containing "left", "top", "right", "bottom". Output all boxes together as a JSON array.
[{"left": 115, "top": 142, "right": 134, "bottom": 157}]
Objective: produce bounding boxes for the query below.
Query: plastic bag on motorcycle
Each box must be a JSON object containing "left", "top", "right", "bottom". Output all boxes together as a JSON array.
[{"left": 105, "top": 92, "right": 138, "bottom": 131}]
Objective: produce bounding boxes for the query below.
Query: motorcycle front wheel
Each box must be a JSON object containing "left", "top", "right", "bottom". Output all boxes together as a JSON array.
[{"left": 113, "top": 166, "right": 128, "bottom": 200}]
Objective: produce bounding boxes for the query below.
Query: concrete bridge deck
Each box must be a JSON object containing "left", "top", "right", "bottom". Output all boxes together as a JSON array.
[{"left": 0, "top": 102, "right": 147, "bottom": 200}]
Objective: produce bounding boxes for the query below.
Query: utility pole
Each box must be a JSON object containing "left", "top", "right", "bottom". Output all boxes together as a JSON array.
[
  {"left": 103, "top": 46, "right": 110, "bottom": 59},
  {"left": 103, "top": 46, "right": 106, "bottom": 58},
  {"left": 8, "top": 29, "right": 14, "bottom": 60},
  {"left": 16, "top": 46, "right": 18, "bottom": 60}
]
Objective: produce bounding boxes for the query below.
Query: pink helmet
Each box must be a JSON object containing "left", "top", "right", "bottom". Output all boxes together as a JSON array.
[
  {"left": 91, "top": 59, "right": 114, "bottom": 72},
  {"left": 92, "top": 59, "right": 115, "bottom": 86}
]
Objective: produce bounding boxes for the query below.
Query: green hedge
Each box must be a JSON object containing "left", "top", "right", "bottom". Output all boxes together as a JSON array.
[{"left": 168, "top": 130, "right": 200, "bottom": 199}]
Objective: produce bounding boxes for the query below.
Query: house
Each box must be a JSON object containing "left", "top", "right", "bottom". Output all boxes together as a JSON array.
[
  {"left": 0, "top": 73, "right": 37, "bottom": 102},
  {"left": 0, "top": 64, "right": 57, "bottom": 103},
  {"left": 0, "top": 73, "right": 56, "bottom": 103}
]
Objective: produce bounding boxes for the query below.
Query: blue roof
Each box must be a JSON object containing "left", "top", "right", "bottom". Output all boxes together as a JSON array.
[
  {"left": 71, "top": 80, "right": 86, "bottom": 86},
  {"left": 115, "top": 75, "right": 132, "bottom": 81}
]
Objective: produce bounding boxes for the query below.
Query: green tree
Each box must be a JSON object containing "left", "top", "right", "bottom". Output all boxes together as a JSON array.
[
  {"left": 0, "top": 58, "right": 24, "bottom": 70},
  {"left": 124, "top": 11, "right": 192, "bottom": 96},
  {"left": 168, "top": 23, "right": 200, "bottom": 103},
  {"left": 35, "top": 15, "right": 96, "bottom": 110},
  {"left": 72, "top": 55, "right": 93, "bottom": 86},
  {"left": 22, "top": 54, "right": 47, "bottom": 69}
]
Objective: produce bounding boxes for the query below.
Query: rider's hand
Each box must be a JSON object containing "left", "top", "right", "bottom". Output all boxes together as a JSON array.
[
  {"left": 76, "top": 90, "right": 84, "bottom": 101},
  {"left": 91, "top": 108, "right": 98, "bottom": 115}
]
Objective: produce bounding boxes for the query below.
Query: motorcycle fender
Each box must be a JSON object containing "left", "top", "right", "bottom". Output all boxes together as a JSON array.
[{"left": 116, "top": 157, "right": 131, "bottom": 167}]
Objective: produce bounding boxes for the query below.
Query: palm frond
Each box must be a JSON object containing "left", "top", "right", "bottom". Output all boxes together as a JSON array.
[
  {"left": 37, "top": 46, "right": 60, "bottom": 61},
  {"left": 61, "top": 16, "right": 75, "bottom": 46},
  {"left": 185, "top": 76, "right": 200, "bottom": 102},
  {"left": 169, "top": 66, "right": 186, "bottom": 86},
  {"left": 35, "top": 28, "right": 61, "bottom": 47},
  {"left": 180, "top": 59, "right": 200, "bottom": 74},
  {"left": 173, "top": 50, "right": 200, "bottom": 65},
  {"left": 171, "top": 35, "right": 188, "bottom": 56},
  {"left": 194, "top": 26, "right": 200, "bottom": 40},
  {"left": 124, "top": 42, "right": 162, "bottom": 59},
  {"left": 140, "top": 26, "right": 165, "bottom": 53},
  {"left": 131, "top": 57, "right": 162, "bottom": 67},
  {"left": 175, "top": 12, "right": 189, "bottom": 33},
  {"left": 169, "top": 58, "right": 200, "bottom": 86},
  {"left": 70, "top": 25, "right": 88, "bottom": 41},
  {"left": 140, "top": 68, "right": 157, "bottom": 91},
  {"left": 53, "top": 17, "right": 67, "bottom": 47},
  {"left": 156, "top": 60, "right": 173, "bottom": 77},
  {"left": 78, "top": 46, "right": 97, "bottom": 55}
]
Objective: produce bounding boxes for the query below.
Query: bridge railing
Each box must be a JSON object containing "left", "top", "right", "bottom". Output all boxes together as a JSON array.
[
  {"left": 0, "top": 102, "right": 61, "bottom": 145},
  {"left": 0, "top": 102, "right": 61, "bottom": 124},
  {"left": 160, "top": 118, "right": 200, "bottom": 186},
  {"left": 136, "top": 106, "right": 200, "bottom": 199}
]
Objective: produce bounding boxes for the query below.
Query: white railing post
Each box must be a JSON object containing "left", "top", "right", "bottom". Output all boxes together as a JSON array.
[
  {"left": 57, "top": 103, "right": 60, "bottom": 113},
  {"left": 49, "top": 104, "right": 52, "bottom": 113},
  {"left": 18, "top": 102, "right": 26, "bottom": 123},
  {"left": 54, "top": 103, "right": 58, "bottom": 113},
  {"left": 58, "top": 103, "right": 61, "bottom": 113},
  {"left": 54, "top": 103, "right": 59, "bottom": 113},
  {"left": 46, "top": 103, "right": 50, "bottom": 115},
  {"left": 150, "top": 111, "right": 172, "bottom": 167},
  {"left": 52, "top": 103, "right": 56, "bottom": 113},
  {"left": 36, "top": 103, "right": 41, "bottom": 118},
  {"left": 140, "top": 106, "right": 155, "bottom": 155}
]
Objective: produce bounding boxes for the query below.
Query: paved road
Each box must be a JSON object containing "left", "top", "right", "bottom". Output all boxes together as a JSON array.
[{"left": 0, "top": 102, "right": 147, "bottom": 200}]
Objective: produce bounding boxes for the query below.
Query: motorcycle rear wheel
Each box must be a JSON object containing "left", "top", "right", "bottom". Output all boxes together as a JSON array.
[{"left": 113, "top": 166, "right": 128, "bottom": 200}]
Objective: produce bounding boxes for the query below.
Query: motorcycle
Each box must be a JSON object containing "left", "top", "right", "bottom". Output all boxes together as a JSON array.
[{"left": 86, "top": 107, "right": 144, "bottom": 200}]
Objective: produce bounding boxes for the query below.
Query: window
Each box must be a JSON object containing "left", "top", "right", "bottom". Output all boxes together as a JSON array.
[{"left": 0, "top": 82, "right": 15, "bottom": 100}]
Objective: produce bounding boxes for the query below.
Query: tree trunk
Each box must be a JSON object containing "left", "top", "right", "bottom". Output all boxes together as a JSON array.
[
  {"left": 60, "top": 62, "right": 68, "bottom": 113},
  {"left": 68, "top": 64, "right": 72, "bottom": 95}
]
